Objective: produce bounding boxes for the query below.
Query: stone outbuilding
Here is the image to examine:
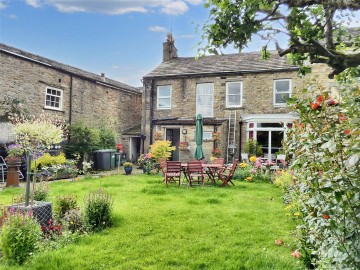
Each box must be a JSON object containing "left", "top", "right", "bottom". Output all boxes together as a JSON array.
[{"left": 0, "top": 43, "right": 142, "bottom": 162}]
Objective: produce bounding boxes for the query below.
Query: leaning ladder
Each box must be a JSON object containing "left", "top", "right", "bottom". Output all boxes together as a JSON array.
[{"left": 227, "top": 111, "right": 237, "bottom": 164}]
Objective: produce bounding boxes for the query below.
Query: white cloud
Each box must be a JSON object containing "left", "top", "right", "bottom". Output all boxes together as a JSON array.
[
  {"left": 22, "top": 0, "right": 198, "bottom": 16},
  {"left": 8, "top": 14, "right": 17, "bottom": 19},
  {"left": 185, "top": 0, "right": 202, "bottom": 5},
  {"left": 148, "top": 25, "right": 167, "bottom": 32},
  {"left": 0, "top": 0, "right": 7, "bottom": 9},
  {"left": 161, "top": 1, "right": 188, "bottom": 15},
  {"left": 25, "top": 0, "right": 43, "bottom": 8}
]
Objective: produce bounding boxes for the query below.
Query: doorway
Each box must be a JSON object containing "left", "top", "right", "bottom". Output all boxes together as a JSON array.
[
  {"left": 165, "top": 128, "right": 180, "bottom": 161},
  {"left": 129, "top": 137, "right": 141, "bottom": 163}
]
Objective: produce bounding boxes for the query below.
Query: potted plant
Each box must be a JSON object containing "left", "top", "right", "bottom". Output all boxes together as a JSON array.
[
  {"left": 5, "top": 143, "right": 24, "bottom": 164},
  {"left": 179, "top": 141, "right": 189, "bottom": 151},
  {"left": 138, "top": 153, "right": 153, "bottom": 174},
  {"left": 212, "top": 148, "right": 221, "bottom": 158},
  {"left": 5, "top": 143, "right": 24, "bottom": 187},
  {"left": 212, "top": 132, "right": 220, "bottom": 141},
  {"left": 123, "top": 162, "right": 133, "bottom": 175}
]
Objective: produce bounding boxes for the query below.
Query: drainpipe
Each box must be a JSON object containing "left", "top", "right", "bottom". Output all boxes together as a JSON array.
[
  {"left": 239, "top": 121, "right": 243, "bottom": 160},
  {"left": 149, "top": 79, "right": 155, "bottom": 145},
  {"left": 69, "top": 75, "right": 73, "bottom": 124},
  {"left": 141, "top": 79, "right": 147, "bottom": 154}
]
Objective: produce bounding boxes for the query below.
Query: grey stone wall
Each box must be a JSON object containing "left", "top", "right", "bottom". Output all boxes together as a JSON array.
[
  {"left": 143, "top": 70, "right": 306, "bottom": 161},
  {"left": 0, "top": 51, "right": 142, "bottom": 151}
]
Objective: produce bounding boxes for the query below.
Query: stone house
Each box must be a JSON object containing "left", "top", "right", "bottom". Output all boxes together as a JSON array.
[
  {"left": 142, "top": 38, "right": 332, "bottom": 163},
  {"left": 0, "top": 43, "right": 142, "bottom": 162}
]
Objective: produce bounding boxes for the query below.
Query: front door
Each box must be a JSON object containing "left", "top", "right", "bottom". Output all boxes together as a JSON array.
[{"left": 166, "top": 128, "right": 180, "bottom": 161}]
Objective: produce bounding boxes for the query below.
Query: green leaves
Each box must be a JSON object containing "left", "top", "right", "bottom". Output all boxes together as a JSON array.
[{"left": 286, "top": 80, "right": 360, "bottom": 268}]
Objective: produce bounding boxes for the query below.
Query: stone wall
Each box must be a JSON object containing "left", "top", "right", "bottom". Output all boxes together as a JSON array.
[
  {"left": 143, "top": 70, "right": 307, "bottom": 161},
  {"left": 0, "top": 51, "right": 142, "bottom": 151}
]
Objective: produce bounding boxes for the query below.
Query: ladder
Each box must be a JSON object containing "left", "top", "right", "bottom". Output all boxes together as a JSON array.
[{"left": 227, "top": 111, "right": 237, "bottom": 163}]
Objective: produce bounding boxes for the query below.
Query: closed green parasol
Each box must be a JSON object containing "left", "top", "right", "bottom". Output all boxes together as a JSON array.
[{"left": 194, "top": 114, "right": 205, "bottom": 160}]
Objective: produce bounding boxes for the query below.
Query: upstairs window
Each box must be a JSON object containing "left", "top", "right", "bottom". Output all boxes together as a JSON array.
[
  {"left": 226, "top": 81, "right": 242, "bottom": 108},
  {"left": 157, "top": 85, "right": 172, "bottom": 109},
  {"left": 274, "top": 79, "right": 291, "bottom": 107},
  {"left": 196, "top": 83, "right": 214, "bottom": 117},
  {"left": 45, "top": 87, "right": 63, "bottom": 110}
]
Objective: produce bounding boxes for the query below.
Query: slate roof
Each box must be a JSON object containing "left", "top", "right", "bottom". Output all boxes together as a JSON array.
[
  {"left": 144, "top": 51, "right": 298, "bottom": 79},
  {"left": 0, "top": 43, "right": 141, "bottom": 94}
]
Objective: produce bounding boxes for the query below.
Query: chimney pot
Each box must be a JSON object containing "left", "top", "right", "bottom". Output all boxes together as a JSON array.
[
  {"left": 101, "top": 73, "right": 106, "bottom": 82},
  {"left": 162, "top": 33, "right": 177, "bottom": 62}
]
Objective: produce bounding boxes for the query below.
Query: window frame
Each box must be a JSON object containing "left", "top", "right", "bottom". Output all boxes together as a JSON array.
[
  {"left": 44, "top": 86, "right": 63, "bottom": 111},
  {"left": 196, "top": 82, "right": 214, "bottom": 117},
  {"left": 226, "top": 81, "right": 243, "bottom": 108},
  {"left": 273, "top": 79, "right": 291, "bottom": 107},
  {"left": 157, "top": 85, "right": 172, "bottom": 110}
]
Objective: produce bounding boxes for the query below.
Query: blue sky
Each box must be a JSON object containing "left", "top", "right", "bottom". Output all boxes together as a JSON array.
[{"left": 1, "top": 1, "right": 359, "bottom": 87}]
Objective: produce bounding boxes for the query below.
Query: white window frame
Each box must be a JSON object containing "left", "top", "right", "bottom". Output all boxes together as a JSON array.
[
  {"left": 273, "top": 79, "right": 291, "bottom": 107},
  {"left": 196, "top": 83, "right": 214, "bottom": 117},
  {"left": 157, "top": 85, "right": 172, "bottom": 110},
  {"left": 203, "top": 131, "right": 213, "bottom": 141},
  {"left": 45, "top": 86, "right": 63, "bottom": 111},
  {"left": 226, "top": 81, "right": 243, "bottom": 108}
]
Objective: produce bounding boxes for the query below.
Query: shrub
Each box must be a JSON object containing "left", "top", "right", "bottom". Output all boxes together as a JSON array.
[
  {"left": 33, "top": 188, "right": 49, "bottom": 201},
  {"left": 31, "top": 153, "right": 66, "bottom": 171},
  {"left": 65, "top": 122, "right": 100, "bottom": 159},
  {"left": 0, "top": 211, "right": 41, "bottom": 265},
  {"left": 286, "top": 82, "right": 360, "bottom": 269},
  {"left": 244, "top": 139, "right": 263, "bottom": 157},
  {"left": 149, "top": 140, "right": 176, "bottom": 162},
  {"left": 55, "top": 195, "right": 78, "bottom": 219},
  {"left": 98, "top": 125, "right": 116, "bottom": 149},
  {"left": 83, "top": 189, "right": 113, "bottom": 232},
  {"left": 62, "top": 208, "right": 87, "bottom": 234},
  {"left": 273, "top": 170, "right": 292, "bottom": 188}
]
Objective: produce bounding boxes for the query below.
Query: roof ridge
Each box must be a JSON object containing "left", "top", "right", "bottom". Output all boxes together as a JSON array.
[{"left": 0, "top": 43, "right": 141, "bottom": 94}]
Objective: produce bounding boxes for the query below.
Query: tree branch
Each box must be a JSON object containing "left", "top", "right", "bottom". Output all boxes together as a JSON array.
[{"left": 283, "top": 0, "right": 360, "bottom": 10}]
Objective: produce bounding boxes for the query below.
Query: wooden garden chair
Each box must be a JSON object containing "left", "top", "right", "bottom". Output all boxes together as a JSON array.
[
  {"left": 164, "top": 161, "right": 182, "bottom": 186},
  {"left": 217, "top": 159, "right": 239, "bottom": 187},
  {"left": 187, "top": 161, "right": 205, "bottom": 187},
  {"left": 158, "top": 158, "right": 167, "bottom": 182}
]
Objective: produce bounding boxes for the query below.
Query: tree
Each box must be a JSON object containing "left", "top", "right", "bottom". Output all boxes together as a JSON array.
[{"left": 200, "top": 0, "right": 360, "bottom": 78}]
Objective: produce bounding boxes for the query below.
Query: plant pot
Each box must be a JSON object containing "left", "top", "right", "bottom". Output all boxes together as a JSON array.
[
  {"left": 5, "top": 158, "right": 22, "bottom": 188},
  {"left": 7, "top": 201, "right": 52, "bottom": 226},
  {"left": 124, "top": 167, "right": 132, "bottom": 175}
]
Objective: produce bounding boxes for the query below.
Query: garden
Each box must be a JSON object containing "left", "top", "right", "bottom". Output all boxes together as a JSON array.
[{"left": 0, "top": 172, "right": 302, "bottom": 270}]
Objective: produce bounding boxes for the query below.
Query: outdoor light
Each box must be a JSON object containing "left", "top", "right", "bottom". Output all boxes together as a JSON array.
[{"left": 182, "top": 129, "right": 187, "bottom": 135}]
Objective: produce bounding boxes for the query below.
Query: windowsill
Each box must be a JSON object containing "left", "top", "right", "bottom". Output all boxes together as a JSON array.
[
  {"left": 43, "top": 107, "right": 65, "bottom": 113},
  {"left": 273, "top": 104, "right": 287, "bottom": 108},
  {"left": 157, "top": 108, "right": 171, "bottom": 110},
  {"left": 226, "top": 106, "right": 243, "bottom": 109}
]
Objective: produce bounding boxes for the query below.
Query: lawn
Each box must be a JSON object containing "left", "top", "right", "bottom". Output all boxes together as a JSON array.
[{"left": 0, "top": 173, "right": 303, "bottom": 270}]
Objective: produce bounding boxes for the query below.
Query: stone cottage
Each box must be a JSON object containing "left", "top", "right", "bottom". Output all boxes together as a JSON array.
[
  {"left": 0, "top": 43, "right": 142, "bottom": 162},
  {"left": 142, "top": 37, "right": 332, "bottom": 162}
]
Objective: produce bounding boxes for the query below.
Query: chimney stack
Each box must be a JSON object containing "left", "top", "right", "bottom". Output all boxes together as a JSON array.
[
  {"left": 162, "top": 33, "right": 178, "bottom": 62},
  {"left": 101, "top": 73, "right": 106, "bottom": 82}
]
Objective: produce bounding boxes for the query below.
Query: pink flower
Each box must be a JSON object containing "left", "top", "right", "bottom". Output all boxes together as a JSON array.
[
  {"left": 275, "top": 239, "right": 284, "bottom": 246},
  {"left": 254, "top": 160, "right": 262, "bottom": 168},
  {"left": 249, "top": 168, "right": 257, "bottom": 173},
  {"left": 291, "top": 250, "right": 301, "bottom": 259}
]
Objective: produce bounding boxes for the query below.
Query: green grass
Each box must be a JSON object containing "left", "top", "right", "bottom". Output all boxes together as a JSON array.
[{"left": 0, "top": 173, "right": 303, "bottom": 270}]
